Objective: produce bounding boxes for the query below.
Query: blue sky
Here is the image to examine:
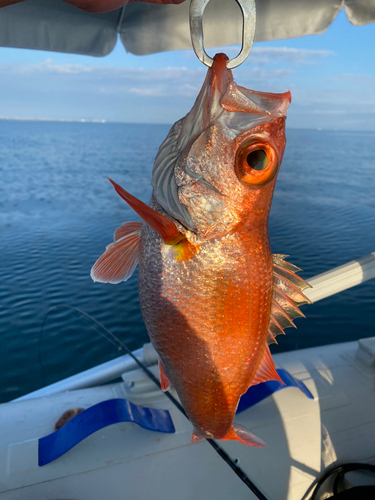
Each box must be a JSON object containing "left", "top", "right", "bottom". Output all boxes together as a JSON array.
[{"left": 0, "top": 8, "right": 374, "bottom": 130}]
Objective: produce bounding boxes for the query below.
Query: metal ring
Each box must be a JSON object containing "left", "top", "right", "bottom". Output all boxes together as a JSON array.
[{"left": 189, "top": 0, "right": 256, "bottom": 69}]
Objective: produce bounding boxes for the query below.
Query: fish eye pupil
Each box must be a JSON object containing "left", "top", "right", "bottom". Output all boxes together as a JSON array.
[{"left": 246, "top": 150, "right": 267, "bottom": 171}]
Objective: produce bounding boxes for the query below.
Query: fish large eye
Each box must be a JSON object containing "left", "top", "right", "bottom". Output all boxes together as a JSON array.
[
  {"left": 235, "top": 141, "right": 278, "bottom": 186},
  {"left": 246, "top": 150, "right": 268, "bottom": 171}
]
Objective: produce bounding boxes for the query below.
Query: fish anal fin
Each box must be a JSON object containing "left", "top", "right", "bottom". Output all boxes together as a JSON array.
[
  {"left": 250, "top": 345, "right": 284, "bottom": 387},
  {"left": 91, "top": 222, "right": 142, "bottom": 284},
  {"left": 158, "top": 359, "right": 172, "bottom": 392}
]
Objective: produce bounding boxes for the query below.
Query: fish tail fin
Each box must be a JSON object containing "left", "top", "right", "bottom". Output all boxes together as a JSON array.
[
  {"left": 191, "top": 431, "right": 204, "bottom": 444},
  {"left": 191, "top": 425, "right": 266, "bottom": 447},
  {"left": 225, "top": 424, "right": 266, "bottom": 448}
]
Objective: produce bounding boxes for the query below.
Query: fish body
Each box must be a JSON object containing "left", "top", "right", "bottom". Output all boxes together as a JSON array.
[
  {"left": 92, "top": 54, "right": 310, "bottom": 446},
  {"left": 139, "top": 212, "right": 273, "bottom": 443}
]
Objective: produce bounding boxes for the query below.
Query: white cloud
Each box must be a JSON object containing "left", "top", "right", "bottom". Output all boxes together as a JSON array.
[
  {"left": 325, "top": 73, "right": 374, "bottom": 84},
  {"left": 237, "top": 67, "right": 293, "bottom": 79},
  {"left": 250, "top": 47, "right": 332, "bottom": 65},
  {"left": 312, "top": 110, "right": 347, "bottom": 115},
  {"left": 1, "top": 60, "right": 205, "bottom": 80},
  {"left": 1, "top": 58, "right": 94, "bottom": 74},
  {"left": 129, "top": 83, "right": 199, "bottom": 98},
  {"left": 1, "top": 59, "right": 294, "bottom": 98}
]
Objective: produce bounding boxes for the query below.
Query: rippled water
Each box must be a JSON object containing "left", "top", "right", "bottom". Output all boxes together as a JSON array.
[{"left": 0, "top": 120, "right": 374, "bottom": 403}]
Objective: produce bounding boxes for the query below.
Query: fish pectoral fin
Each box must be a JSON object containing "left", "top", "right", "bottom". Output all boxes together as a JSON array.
[
  {"left": 250, "top": 345, "right": 284, "bottom": 387},
  {"left": 226, "top": 424, "right": 266, "bottom": 448},
  {"left": 90, "top": 221, "right": 142, "bottom": 284},
  {"left": 113, "top": 221, "right": 143, "bottom": 242},
  {"left": 108, "top": 178, "right": 184, "bottom": 245},
  {"left": 158, "top": 359, "right": 172, "bottom": 392}
]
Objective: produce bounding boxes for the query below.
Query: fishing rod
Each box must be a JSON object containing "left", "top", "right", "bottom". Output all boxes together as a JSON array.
[{"left": 40, "top": 305, "right": 271, "bottom": 500}]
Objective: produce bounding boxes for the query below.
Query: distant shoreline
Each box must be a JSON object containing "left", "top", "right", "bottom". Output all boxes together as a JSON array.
[
  {"left": 0, "top": 117, "right": 373, "bottom": 133},
  {"left": 0, "top": 117, "right": 106, "bottom": 124}
]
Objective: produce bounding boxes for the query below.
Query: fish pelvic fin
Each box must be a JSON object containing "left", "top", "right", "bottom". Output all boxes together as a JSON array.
[
  {"left": 90, "top": 221, "right": 142, "bottom": 284},
  {"left": 108, "top": 178, "right": 184, "bottom": 245},
  {"left": 268, "top": 254, "right": 312, "bottom": 344}
]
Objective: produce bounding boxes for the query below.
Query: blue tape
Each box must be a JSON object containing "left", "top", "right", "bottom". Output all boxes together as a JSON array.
[
  {"left": 38, "top": 398, "right": 175, "bottom": 466},
  {"left": 236, "top": 368, "right": 314, "bottom": 414}
]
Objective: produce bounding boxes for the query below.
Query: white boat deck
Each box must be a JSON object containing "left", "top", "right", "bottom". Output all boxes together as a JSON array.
[{"left": 1, "top": 338, "right": 374, "bottom": 500}]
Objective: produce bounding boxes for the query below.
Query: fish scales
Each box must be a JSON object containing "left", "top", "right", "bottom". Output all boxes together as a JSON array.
[
  {"left": 91, "top": 53, "right": 310, "bottom": 446},
  {"left": 139, "top": 195, "right": 274, "bottom": 440},
  {"left": 139, "top": 215, "right": 272, "bottom": 438}
]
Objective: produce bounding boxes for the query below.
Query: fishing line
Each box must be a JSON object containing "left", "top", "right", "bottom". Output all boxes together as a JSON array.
[
  {"left": 39, "top": 306, "right": 271, "bottom": 500},
  {"left": 38, "top": 305, "right": 122, "bottom": 384}
]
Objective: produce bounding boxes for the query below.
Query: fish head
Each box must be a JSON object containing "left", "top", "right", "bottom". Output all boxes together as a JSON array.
[{"left": 152, "top": 53, "right": 291, "bottom": 240}]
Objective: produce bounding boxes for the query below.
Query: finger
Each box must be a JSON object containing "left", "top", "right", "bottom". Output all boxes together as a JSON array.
[
  {"left": 0, "top": 0, "right": 26, "bottom": 7},
  {"left": 128, "top": 0, "right": 186, "bottom": 3},
  {"left": 62, "top": 0, "right": 129, "bottom": 12}
]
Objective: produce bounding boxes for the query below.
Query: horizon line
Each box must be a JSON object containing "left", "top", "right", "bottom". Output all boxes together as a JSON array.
[{"left": 0, "top": 117, "right": 373, "bottom": 134}]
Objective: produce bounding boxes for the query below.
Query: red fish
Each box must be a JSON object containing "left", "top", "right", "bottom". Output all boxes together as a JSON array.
[{"left": 91, "top": 53, "right": 311, "bottom": 446}]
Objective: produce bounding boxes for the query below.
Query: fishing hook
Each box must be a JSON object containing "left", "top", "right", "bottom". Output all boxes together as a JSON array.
[{"left": 189, "top": 0, "right": 256, "bottom": 69}]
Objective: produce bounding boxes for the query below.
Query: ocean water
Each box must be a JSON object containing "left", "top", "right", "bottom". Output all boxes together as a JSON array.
[{"left": 0, "top": 120, "right": 374, "bottom": 404}]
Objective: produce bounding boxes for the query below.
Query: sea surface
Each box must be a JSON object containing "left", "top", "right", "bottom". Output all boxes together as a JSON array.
[{"left": 0, "top": 120, "right": 374, "bottom": 403}]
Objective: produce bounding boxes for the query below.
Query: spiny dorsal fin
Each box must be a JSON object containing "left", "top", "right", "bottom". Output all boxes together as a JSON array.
[
  {"left": 91, "top": 221, "right": 143, "bottom": 284},
  {"left": 250, "top": 345, "right": 284, "bottom": 387},
  {"left": 268, "top": 254, "right": 312, "bottom": 345}
]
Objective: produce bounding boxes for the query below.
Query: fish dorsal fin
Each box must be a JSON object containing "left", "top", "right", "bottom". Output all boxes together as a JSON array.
[
  {"left": 268, "top": 254, "right": 312, "bottom": 345},
  {"left": 91, "top": 222, "right": 142, "bottom": 284},
  {"left": 158, "top": 359, "right": 172, "bottom": 392},
  {"left": 250, "top": 345, "right": 284, "bottom": 387}
]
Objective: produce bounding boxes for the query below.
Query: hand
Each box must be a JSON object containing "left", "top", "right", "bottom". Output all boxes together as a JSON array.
[
  {"left": 63, "top": 0, "right": 185, "bottom": 13},
  {"left": 0, "top": 0, "right": 186, "bottom": 12}
]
